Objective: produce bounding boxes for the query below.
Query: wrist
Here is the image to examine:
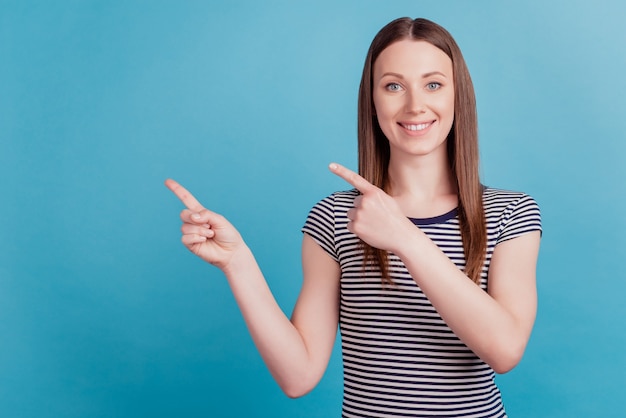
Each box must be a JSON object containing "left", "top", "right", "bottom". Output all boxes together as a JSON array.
[
  {"left": 392, "top": 225, "right": 428, "bottom": 261},
  {"left": 221, "top": 243, "right": 255, "bottom": 279}
]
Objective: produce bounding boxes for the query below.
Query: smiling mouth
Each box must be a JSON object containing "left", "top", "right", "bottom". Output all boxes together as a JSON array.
[{"left": 399, "top": 121, "right": 434, "bottom": 131}]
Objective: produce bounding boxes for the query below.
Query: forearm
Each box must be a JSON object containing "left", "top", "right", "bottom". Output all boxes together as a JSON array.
[
  {"left": 220, "top": 245, "right": 318, "bottom": 395},
  {"left": 395, "top": 232, "right": 534, "bottom": 373},
  {"left": 166, "top": 179, "right": 328, "bottom": 394}
]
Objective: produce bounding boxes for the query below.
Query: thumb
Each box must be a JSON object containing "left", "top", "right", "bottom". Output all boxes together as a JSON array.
[{"left": 183, "top": 208, "right": 222, "bottom": 225}]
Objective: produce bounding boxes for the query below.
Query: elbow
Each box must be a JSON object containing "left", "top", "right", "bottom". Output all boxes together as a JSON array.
[
  {"left": 283, "top": 388, "right": 308, "bottom": 399},
  {"left": 273, "top": 358, "right": 326, "bottom": 398},
  {"left": 281, "top": 381, "right": 315, "bottom": 399},
  {"left": 491, "top": 358, "right": 519, "bottom": 375},
  {"left": 278, "top": 371, "right": 320, "bottom": 399},
  {"left": 487, "top": 339, "right": 527, "bottom": 374}
]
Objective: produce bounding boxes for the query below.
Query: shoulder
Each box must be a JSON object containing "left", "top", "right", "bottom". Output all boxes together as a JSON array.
[
  {"left": 483, "top": 187, "right": 541, "bottom": 214},
  {"left": 303, "top": 189, "right": 359, "bottom": 228},
  {"left": 482, "top": 186, "right": 542, "bottom": 242},
  {"left": 483, "top": 186, "right": 538, "bottom": 205},
  {"left": 309, "top": 189, "right": 359, "bottom": 213},
  {"left": 302, "top": 189, "right": 358, "bottom": 261}
]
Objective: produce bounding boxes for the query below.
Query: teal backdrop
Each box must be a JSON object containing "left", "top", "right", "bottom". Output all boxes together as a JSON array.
[{"left": 2, "top": 1, "right": 625, "bottom": 417}]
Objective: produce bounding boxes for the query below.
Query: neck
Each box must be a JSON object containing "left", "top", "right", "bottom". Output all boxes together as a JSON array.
[
  {"left": 387, "top": 152, "right": 456, "bottom": 198},
  {"left": 386, "top": 152, "right": 458, "bottom": 218}
]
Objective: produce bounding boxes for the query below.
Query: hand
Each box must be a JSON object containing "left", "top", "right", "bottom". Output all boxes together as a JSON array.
[
  {"left": 329, "top": 163, "right": 415, "bottom": 253},
  {"left": 165, "top": 179, "right": 244, "bottom": 270}
]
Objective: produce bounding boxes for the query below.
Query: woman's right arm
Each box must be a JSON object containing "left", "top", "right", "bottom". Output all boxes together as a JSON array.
[{"left": 165, "top": 179, "right": 340, "bottom": 397}]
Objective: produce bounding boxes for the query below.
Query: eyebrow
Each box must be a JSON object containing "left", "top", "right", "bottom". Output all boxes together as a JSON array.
[{"left": 380, "top": 71, "right": 448, "bottom": 79}]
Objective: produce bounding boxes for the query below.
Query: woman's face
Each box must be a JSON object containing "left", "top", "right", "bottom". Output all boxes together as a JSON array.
[{"left": 373, "top": 40, "right": 455, "bottom": 163}]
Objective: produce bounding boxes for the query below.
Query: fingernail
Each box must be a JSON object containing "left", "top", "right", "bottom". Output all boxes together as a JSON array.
[
  {"left": 191, "top": 213, "right": 201, "bottom": 220},
  {"left": 329, "top": 163, "right": 337, "bottom": 170}
]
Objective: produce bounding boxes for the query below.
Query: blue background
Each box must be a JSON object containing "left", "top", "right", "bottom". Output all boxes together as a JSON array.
[{"left": 2, "top": 1, "right": 625, "bottom": 416}]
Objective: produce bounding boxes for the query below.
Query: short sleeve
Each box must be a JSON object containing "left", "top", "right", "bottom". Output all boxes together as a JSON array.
[
  {"left": 496, "top": 193, "right": 542, "bottom": 245},
  {"left": 302, "top": 194, "right": 339, "bottom": 261}
]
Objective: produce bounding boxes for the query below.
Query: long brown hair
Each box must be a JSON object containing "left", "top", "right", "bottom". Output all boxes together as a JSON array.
[{"left": 357, "top": 17, "right": 486, "bottom": 285}]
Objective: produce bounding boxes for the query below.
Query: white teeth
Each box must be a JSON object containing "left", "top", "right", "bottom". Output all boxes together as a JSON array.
[{"left": 403, "top": 123, "right": 430, "bottom": 131}]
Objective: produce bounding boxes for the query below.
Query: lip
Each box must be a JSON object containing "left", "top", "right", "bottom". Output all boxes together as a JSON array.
[{"left": 398, "top": 120, "right": 436, "bottom": 136}]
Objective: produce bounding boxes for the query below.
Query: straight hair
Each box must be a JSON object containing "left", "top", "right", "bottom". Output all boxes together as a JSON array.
[{"left": 357, "top": 17, "right": 486, "bottom": 285}]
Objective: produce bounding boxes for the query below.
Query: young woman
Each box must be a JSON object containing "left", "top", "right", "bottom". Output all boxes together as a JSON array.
[{"left": 166, "top": 17, "right": 541, "bottom": 418}]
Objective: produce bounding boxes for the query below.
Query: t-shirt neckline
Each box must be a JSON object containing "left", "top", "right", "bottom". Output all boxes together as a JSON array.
[{"left": 409, "top": 207, "right": 458, "bottom": 225}]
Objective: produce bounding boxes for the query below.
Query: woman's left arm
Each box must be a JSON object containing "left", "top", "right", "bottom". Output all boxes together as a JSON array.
[
  {"left": 330, "top": 163, "right": 541, "bottom": 373},
  {"left": 398, "top": 230, "right": 540, "bottom": 374}
]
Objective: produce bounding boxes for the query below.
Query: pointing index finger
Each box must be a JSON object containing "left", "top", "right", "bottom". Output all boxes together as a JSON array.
[
  {"left": 164, "top": 179, "right": 205, "bottom": 211},
  {"left": 329, "top": 163, "right": 376, "bottom": 193}
]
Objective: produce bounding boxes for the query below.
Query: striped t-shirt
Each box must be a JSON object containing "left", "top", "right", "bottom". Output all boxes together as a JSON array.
[{"left": 302, "top": 187, "right": 542, "bottom": 418}]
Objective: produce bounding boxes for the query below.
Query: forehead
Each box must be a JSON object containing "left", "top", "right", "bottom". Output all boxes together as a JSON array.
[{"left": 374, "top": 40, "right": 452, "bottom": 77}]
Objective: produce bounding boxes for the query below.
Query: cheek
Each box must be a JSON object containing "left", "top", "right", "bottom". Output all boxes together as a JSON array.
[
  {"left": 373, "top": 97, "right": 397, "bottom": 124},
  {"left": 442, "top": 93, "right": 455, "bottom": 118},
  {"left": 440, "top": 98, "right": 455, "bottom": 135},
  {"left": 375, "top": 109, "right": 395, "bottom": 133},
  {"left": 372, "top": 103, "right": 394, "bottom": 139}
]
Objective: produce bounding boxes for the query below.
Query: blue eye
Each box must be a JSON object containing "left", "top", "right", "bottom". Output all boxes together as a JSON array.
[
  {"left": 386, "top": 83, "right": 402, "bottom": 92},
  {"left": 426, "top": 82, "right": 441, "bottom": 91}
]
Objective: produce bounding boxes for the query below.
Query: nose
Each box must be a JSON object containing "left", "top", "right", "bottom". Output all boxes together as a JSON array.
[{"left": 405, "top": 89, "right": 426, "bottom": 114}]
